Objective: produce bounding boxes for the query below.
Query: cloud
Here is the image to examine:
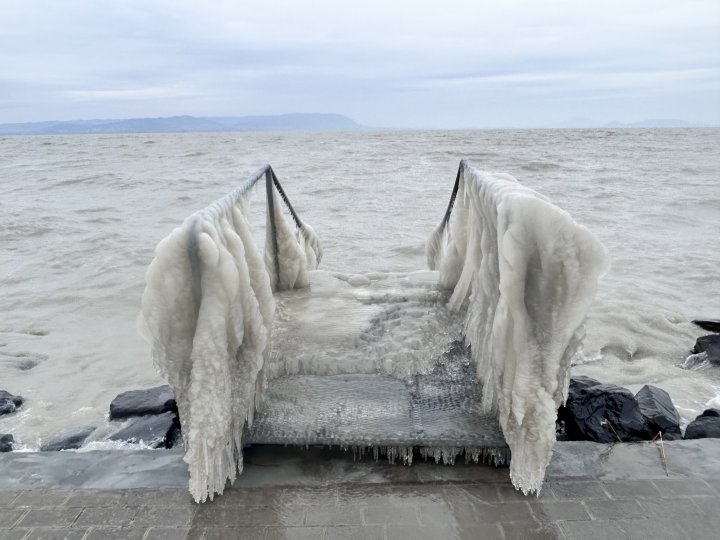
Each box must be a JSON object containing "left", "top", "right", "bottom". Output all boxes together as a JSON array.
[{"left": 0, "top": 0, "right": 718, "bottom": 126}]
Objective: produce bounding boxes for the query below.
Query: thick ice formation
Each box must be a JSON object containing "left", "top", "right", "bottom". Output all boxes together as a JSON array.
[
  {"left": 427, "top": 163, "right": 608, "bottom": 494},
  {"left": 140, "top": 173, "right": 320, "bottom": 502}
]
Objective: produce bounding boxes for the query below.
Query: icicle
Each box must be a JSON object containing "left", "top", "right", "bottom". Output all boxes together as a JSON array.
[{"left": 427, "top": 164, "right": 608, "bottom": 495}]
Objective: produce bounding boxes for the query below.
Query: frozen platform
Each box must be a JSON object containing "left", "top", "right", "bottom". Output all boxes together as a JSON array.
[{"left": 246, "top": 341, "right": 507, "bottom": 461}]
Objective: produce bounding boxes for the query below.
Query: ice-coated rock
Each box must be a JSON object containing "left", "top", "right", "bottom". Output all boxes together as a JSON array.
[
  {"left": 109, "top": 385, "right": 177, "bottom": 420},
  {"left": 692, "top": 319, "right": 720, "bottom": 333},
  {"left": 0, "top": 434, "right": 13, "bottom": 452},
  {"left": 107, "top": 411, "right": 180, "bottom": 448},
  {"left": 684, "top": 409, "right": 720, "bottom": 439},
  {"left": 693, "top": 335, "right": 720, "bottom": 364},
  {"left": 427, "top": 162, "right": 608, "bottom": 494},
  {"left": 41, "top": 426, "right": 96, "bottom": 451},
  {"left": 635, "top": 385, "right": 682, "bottom": 440},
  {"left": 561, "top": 383, "right": 652, "bottom": 443},
  {"left": 0, "top": 390, "right": 23, "bottom": 416}
]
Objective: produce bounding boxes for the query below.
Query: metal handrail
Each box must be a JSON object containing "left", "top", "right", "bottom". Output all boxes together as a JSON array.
[
  {"left": 186, "top": 164, "right": 306, "bottom": 304},
  {"left": 438, "top": 159, "right": 470, "bottom": 232}
]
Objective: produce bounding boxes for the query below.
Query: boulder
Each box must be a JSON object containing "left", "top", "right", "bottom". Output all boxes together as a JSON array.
[
  {"left": 684, "top": 409, "right": 720, "bottom": 439},
  {"left": 635, "top": 385, "right": 682, "bottom": 440},
  {"left": 41, "top": 426, "right": 96, "bottom": 451},
  {"left": 560, "top": 383, "right": 652, "bottom": 443},
  {"left": 109, "top": 385, "right": 177, "bottom": 420},
  {"left": 693, "top": 335, "right": 720, "bottom": 364},
  {"left": 0, "top": 390, "right": 23, "bottom": 416},
  {"left": 107, "top": 411, "right": 180, "bottom": 448},
  {"left": 0, "top": 434, "right": 13, "bottom": 452},
  {"left": 692, "top": 319, "right": 720, "bottom": 333}
]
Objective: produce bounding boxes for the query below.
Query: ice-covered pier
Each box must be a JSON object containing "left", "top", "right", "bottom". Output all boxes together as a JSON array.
[{"left": 140, "top": 161, "right": 607, "bottom": 502}]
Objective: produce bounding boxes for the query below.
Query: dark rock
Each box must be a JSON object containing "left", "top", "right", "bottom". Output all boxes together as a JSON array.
[
  {"left": 0, "top": 434, "right": 13, "bottom": 452},
  {"left": 109, "top": 385, "right": 177, "bottom": 420},
  {"left": 568, "top": 376, "right": 602, "bottom": 393},
  {"left": 559, "top": 383, "right": 652, "bottom": 443},
  {"left": 0, "top": 390, "right": 23, "bottom": 416},
  {"left": 107, "top": 411, "right": 180, "bottom": 448},
  {"left": 692, "top": 319, "right": 720, "bottom": 333},
  {"left": 684, "top": 409, "right": 720, "bottom": 439},
  {"left": 693, "top": 335, "right": 720, "bottom": 364},
  {"left": 41, "top": 426, "right": 96, "bottom": 451},
  {"left": 635, "top": 385, "right": 682, "bottom": 440}
]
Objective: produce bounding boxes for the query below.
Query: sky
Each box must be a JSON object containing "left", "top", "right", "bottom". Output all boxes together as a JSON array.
[{"left": 1, "top": 0, "right": 718, "bottom": 128}]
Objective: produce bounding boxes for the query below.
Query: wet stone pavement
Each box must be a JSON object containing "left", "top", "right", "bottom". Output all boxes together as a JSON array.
[{"left": 1, "top": 442, "right": 720, "bottom": 539}]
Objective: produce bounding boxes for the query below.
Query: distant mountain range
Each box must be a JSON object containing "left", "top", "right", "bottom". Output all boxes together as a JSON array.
[{"left": 0, "top": 113, "right": 365, "bottom": 135}]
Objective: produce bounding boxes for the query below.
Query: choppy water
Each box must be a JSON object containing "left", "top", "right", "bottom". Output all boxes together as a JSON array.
[{"left": 1, "top": 128, "right": 719, "bottom": 446}]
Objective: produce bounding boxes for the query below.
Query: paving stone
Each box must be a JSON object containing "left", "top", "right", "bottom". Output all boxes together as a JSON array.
[
  {"left": 144, "top": 528, "right": 191, "bottom": 540},
  {"left": 0, "top": 510, "right": 24, "bottom": 528},
  {"left": 17, "top": 507, "right": 81, "bottom": 528},
  {"left": 652, "top": 479, "right": 715, "bottom": 497},
  {"left": 266, "top": 527, "right": 326, "bottom": 540},
  {"left": 122, "top": 489, "right": 195, "bottom": 507},
  {"left": 363, "top": 504, "right": 417, "bottom": 525},
  {"left": 280, "top": 487, "right": 339, "bottom": 507},
  {"left": 305, "top": 505, "right": 362, "bottom": 526},
  {"left": 133, "top": 506, "right": 196, "bottom": 527},
  {"left": 546, "top": 482, "right": 609, "bottom": 500},
  {"left": 560, "top": 520, "right": 626, "bottom": 540},
  {"left": 616, "top": 517, "right": 688, "bottom": 540},
  {"left": 11, "top": 492, "right": 70, "bottom": 508},
  {"left": 84, "top": 528, "right": 146, "bottom": 540},
  {"left": 324, "top": 525, "right": 385, "bottom": 540},
  {"left": 502, "top": 521, "right": 564, "bottom": 540},
  {"left": 584, "top": 499, "right": 645, "bottom": 520},
  {"left": 0, "top": 492, "right": 19, "bottom": 509},
  {"left": 195, "top": 505, "right": 305, "bottom": 527},
  {"left": 530, "top": 501, "right": 590, "bottom": 522},
  {"left": 601, "top": 480, "right": 661, "bottom": 499},
  {"left": 0, "top": 529, "right": 31, "bottom": 540},
  {"left": 214, "top": 488, "right": 283, "bottom": 507},
  {"left": 445, "top": 484, "right": 500, "bottom": 504},
  {"left": 385, "top": 524, "right": 458, "bottom": 540},
  {"left": 673, "top": 514, "right": 720, "bottom": 538},
  {"left": 497, "top": 484, "right": 552, "bottom": 502},
  {"left": 416, "top": 502, "right": 459, "bottom": 527},
  {"left": 690, "top": 497, "right": 720, "bottom": 514},
  {"left": 639, "top": 497, "right": 703, "bottom": 517},
  {"left": 454, "top": 522, "right": 504, "bottom": 540},
  {"left": 64, "top": 490, "right": 127, "bottom": 508},
  {"left": 26, "top": 529, "right": 88, "bottom": 540},
  {"left": 473, "top": 502, "right": 535, "bottom": 523},
  {"left": 200, "top": 527, "right": 268, "bottom": 540},
  {"left": 75, "top": 507, "right": 137, "bottom": 527}
]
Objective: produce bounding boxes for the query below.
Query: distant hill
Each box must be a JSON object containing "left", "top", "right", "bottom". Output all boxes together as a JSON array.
[{"left": 0, "top": 113, "right": 364, "bottom": 135}]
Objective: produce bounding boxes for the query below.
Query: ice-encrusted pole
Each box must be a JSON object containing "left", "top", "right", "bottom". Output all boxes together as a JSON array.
[
  {"left": 427, "top": 160, "right": 609, "bottom": 495},
  {"left": 140, "top": 165, "right": 322, "bottom": 502}
]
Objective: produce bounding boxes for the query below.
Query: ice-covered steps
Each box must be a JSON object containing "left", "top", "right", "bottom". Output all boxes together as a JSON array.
[{"left": 246, "top": 343, "right": 508, "bottom": 465}]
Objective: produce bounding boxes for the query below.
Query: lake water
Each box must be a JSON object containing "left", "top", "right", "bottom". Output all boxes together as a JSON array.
[{"left": 1, "top": 128, "right": 719, "bottom": 447}]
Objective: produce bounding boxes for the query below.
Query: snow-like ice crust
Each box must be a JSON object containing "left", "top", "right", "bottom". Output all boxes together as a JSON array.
[
  {"left": 427, "top": 164, "right": 608, "bottom": 494},
  {"left": 140, "top": 181, "right": 321, "bottom": 503}
]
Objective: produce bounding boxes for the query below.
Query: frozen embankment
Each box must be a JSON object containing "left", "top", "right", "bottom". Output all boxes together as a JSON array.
[
  {"left": 427, "top": 161, "right": 609, "bottom": 494},
  {"left": 139, "top": 166, "right": 321, "bottom": 502}
]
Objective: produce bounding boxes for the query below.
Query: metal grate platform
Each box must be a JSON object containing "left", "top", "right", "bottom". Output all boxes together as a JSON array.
[{"left": 246, "top": 341, "right": 507, "bottom": 464}]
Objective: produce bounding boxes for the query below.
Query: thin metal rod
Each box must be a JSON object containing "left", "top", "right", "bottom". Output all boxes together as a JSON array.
[
  {"left": 270, "top": 168, "right": 303, "bottom": 230},
  {"left": 439, "top": 160, "right": 468, "bottom": 230},
  {"left": 265, "top": 169, "right": 281, "bottom": 286}
]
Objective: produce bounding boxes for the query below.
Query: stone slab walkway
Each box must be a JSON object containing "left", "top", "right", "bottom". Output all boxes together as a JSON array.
[{"left": 1, "top": 440, "right": 719, "bottom": 539}]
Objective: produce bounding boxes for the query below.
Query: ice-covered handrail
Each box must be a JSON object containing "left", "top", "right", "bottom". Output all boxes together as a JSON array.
[
  {"left": 140, "top": 165, "right": 322, "bottom": 502},
  {"left": 427, "top": 160, "right": 608, "bottom": 494}
]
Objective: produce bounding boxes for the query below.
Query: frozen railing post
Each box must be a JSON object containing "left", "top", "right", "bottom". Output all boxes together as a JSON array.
[
  {"left": 427, "top": 160, "right": 609, "bottom": 495},
  {"left": 140, "top": 164, "right": 322, "bottom": 502}
]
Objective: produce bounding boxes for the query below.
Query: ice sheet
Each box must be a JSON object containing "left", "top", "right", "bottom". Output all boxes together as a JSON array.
[
  {"left": 428, "top": 162, "right": 608, "bottom": 494},
  {"left": 139, "top": 178, "right": 319, "bottom": 502}
]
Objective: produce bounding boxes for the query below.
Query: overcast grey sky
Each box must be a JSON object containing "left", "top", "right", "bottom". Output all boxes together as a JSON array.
[{"left": 1, "top": 0, "right": 718, "bottom": 128}]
